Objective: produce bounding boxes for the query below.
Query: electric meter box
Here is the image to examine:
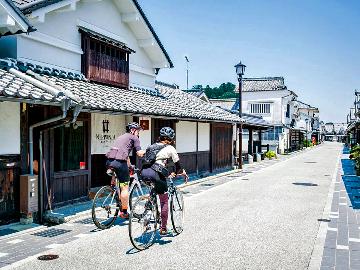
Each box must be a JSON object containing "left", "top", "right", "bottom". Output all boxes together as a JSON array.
[{"left": 20, "top": 175, "right": 38, "bottom": 213}]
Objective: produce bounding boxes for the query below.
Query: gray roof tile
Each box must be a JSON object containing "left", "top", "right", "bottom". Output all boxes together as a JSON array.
[
  {"left": 236, "top": 77, "right": 286, "bottom": 92},
  {"left": 0, "top": 60, "right": 242, "bottom": 123}
]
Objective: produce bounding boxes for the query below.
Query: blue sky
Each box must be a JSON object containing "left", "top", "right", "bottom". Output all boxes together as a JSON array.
[{"left": 138, "top": 0, "right": 360, "bottom": 123}]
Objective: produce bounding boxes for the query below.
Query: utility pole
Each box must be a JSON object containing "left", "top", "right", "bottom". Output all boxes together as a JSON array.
[{"left": 185, "top": 56, "right": 189, "bottom": 90}]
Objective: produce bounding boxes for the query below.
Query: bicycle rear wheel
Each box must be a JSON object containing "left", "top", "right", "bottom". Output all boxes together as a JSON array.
[
  {"left": 170, "top": 188, "right": 185, "bottom": 234},
  {"left": 92, "top": 186, "right": 119, "bottom": 230},
  {"left": 129, "top": 196, "right": 158, "bottom": 251}
]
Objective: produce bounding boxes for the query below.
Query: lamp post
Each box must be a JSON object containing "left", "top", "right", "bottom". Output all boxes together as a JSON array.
[
  {"left": 305, "top": 118, "right": 309, "bottom": 147},
  {"left": 235, "top": 61, "right": 246, "bottom": 169}
]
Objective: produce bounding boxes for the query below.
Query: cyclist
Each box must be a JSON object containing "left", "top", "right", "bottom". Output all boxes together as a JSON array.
[
  {"left": 141, "top": 127, "right": 189, "bottom": 235},
  {"left": 105, "top": 122, "right": 145, "bottom": 219}
]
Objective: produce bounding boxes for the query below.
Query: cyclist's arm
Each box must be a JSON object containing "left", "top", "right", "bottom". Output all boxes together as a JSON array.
[{"left": 133, "top": 136, "right": 145, "bottom": 157}]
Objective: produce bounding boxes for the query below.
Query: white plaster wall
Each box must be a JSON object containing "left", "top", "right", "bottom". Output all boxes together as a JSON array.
[
  {"left": 15, "top": 0, "right": 156, "bottom": 88},
  {"left": 242, "top": 90, "right": 290, "bottom": 125},
  {"left": 91, "top": 113, "right": 126, "bottom": 154},
  {"left": 0, "top": 102, "right": 20, "bottom": 154},
  {"left": 176, "top": 121, "right": 196, "bottom": 153},
  {"left": 198, "top": 122, "right": 210, "bottom": 151},
  {"left": 138, "top": 116, "right": 152, "bottom": 149}
]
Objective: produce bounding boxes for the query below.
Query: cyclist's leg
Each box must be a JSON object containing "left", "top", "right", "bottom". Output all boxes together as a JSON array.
[
  {"left": 154, "top": 174, "right": 169, "bottom": 233},
  {"left": 110, "top": 160, "right": 130, "bottom": 216}
]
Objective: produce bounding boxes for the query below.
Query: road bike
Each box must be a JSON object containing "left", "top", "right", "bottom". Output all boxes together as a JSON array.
[
  {"left": 91, "top": 166, "right": 149, "bottom": 230},
  {"left": 128, "top": 176, "right": 185, "bottom": 251}
]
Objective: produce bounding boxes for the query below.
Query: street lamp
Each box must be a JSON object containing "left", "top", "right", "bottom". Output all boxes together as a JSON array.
[
  {"left": 305, "top": 118, "right": 309, "bottom": 147},
  {"left": 235, "top": 61, "right": 246, "bottom": 169}
]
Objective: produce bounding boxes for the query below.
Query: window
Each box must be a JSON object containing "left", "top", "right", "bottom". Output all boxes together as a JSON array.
[
  {"left": 81, "top": 32, "right": 131, "bottom": 88},
  {"left": 286, "top": 104, "right": 290, "bottom": 118},
  {"left": 262, "top": 126, "right": 283, "bottom": 141},
  {"left": 250, "top": 103, "right": 271, "bottom": 114},
  {"left": 54, "top": 122, "right": 87, "bottom": 172}
]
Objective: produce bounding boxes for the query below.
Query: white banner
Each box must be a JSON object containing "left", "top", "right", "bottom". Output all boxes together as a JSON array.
[{"left": 91, "top": 113, "right": 126, "bottom": 154}]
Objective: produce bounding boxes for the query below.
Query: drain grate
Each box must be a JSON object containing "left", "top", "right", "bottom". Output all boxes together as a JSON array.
[
  {"left": 304, "top": 161, "right": 317, "bottom": 164},
  {"left": 74, "top": 217, "right": 93, "bottom": 224},
  {"left": 239, "top": 178, "right": 249, "bottom": 181},
  {"left": 182, "top": 191, "right": 190, "bottom": 194},
  {"left": 38, "top": 254, "right": 59, "bottom": 261},
  {"left": 317, "top": 218, "right": 331, "bottom": 222},
  {"left": 200, "top": 183, "right": 214, "bottom": 187},
  {"left": 32, "top": 228, "right": 71, "bottom": 238},
  {"left": 292, "top": 182, "right": 318, "bottom": 187}
]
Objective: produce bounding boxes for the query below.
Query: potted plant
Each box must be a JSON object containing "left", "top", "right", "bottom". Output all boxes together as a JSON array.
[
  {"left": 349, "top": 144, "right": 360, "bottom": 176},
  {"left": 265, "top": 150, "right": 277, "bottom": 160}
]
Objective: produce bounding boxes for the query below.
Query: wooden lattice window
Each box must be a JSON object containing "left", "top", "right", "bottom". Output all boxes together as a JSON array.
[{"left": 81, "top": 33, "right": 130, "bottom": 88}]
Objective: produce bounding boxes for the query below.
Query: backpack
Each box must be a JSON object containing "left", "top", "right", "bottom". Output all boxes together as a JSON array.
[{"left": 142, "top": 143, "right": 167, "bottom": 168}]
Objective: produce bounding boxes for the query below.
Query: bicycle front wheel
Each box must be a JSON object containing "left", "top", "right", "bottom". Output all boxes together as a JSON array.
[
  {"left": 92, "top": 186, "right": 119, "bottom": 230},
  {"left": 129, "top": 196, "right": 158, "bottom": 251},
  {"left": 129, "top": 182, "right": 150, "bottom": 210},
  {"left": 170, "top": 188, "right": 185, "bottom": 234}
]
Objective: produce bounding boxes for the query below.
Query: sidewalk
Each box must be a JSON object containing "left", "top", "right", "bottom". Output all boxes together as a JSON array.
[{"left": 314, "top": 147, "right": 360, "bottom": 270}]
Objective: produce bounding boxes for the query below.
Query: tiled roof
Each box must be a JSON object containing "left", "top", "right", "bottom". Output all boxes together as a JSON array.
[
  {"left": 1, "top": 0, "right": 35, "bottom": 36},
  {"left": 241, "top": 113, "right": 272, "bottom": 128},
  {"left": 183, "top": 89, "right": 205, "bottom": 98},
  {"left": 210, "top": 99, "right": 237, "bottom": 111},
  {"left": 236, "top": 77, "right": 286, "bottom": 92},
  {"left": 0, "top": 59, "right": 242, "bottom": 123}
]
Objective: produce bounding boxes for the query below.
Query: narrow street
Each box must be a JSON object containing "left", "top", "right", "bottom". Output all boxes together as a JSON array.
[{"left": 2, "top": 143, "right": 342, "bottom": 269}]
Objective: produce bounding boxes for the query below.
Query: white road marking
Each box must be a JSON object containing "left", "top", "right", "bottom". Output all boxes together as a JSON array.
[
  {"left": 327, "top": 227, "right": 338, "bottom": 231},
  {"left": 73, "top": 233, "right": 89, "bottom": 238},
  {"left": 339, "top": 203, "right": 347, "bottom": 206},
  {"left": 349, "top": 238, "right": 360, "bottom": 243},
  {"left": 0, "top": 253, "right": 8, "bottom": 258},
  {"left": 336, "top": 245, "right": 349, "bottom": 250},
  {"left": 6, "top": 239, "right": 24, "bottom": 244},
  {"left": 45, "top": 243, "right": 64, "bottom": 249}
]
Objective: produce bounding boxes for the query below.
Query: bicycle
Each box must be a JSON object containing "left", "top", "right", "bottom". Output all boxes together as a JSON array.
[
  {"left": 128, "top": 176, "right": 185, "bottom": 251},
  {"left": 92, "top": 166, "right": 149, "bottom": 230}
]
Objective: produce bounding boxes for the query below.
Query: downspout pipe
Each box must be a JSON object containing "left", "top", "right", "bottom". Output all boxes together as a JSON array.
[{"left": 29, "top": 99, "right": 71, "bottom": 175}]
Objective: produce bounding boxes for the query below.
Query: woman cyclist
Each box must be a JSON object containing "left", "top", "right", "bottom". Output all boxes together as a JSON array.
[{"left": 141, "top": 127, "right": 189, "bottom": 235}]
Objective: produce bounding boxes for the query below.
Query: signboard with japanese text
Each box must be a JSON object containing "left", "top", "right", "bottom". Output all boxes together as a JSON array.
[{"left": 91, "top": 114, "right": 126, "bottom": 154}]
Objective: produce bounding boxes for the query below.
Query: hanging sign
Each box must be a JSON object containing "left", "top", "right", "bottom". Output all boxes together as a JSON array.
[{"left": 91, "top": 114, "right": 125, "bottom": 154}]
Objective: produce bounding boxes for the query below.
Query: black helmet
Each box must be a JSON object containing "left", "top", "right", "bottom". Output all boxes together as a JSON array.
[
  {"left": 126, "top": 122, "right": 142, "bottom": 132},
  {"left": 160, "top": 127, "right": 175, "bottom": 140}
]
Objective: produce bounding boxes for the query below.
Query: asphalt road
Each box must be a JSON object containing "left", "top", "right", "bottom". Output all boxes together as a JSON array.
[{"left": 10, "top": 143, "right": 342, "bottom": 270}]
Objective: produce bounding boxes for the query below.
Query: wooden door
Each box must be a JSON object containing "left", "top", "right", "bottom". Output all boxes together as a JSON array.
[{"left": 211, "top": 123, "right": 233, "bottom": 171}]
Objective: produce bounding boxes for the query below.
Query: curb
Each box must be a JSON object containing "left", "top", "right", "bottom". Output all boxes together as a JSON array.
[{"left": 307, "top": 145, "right": 342, "bottom": 270}]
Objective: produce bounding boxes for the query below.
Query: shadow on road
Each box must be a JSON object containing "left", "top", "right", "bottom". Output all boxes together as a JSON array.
[{"left": 341, "top": 146, "right": 360, "bottom": 209}]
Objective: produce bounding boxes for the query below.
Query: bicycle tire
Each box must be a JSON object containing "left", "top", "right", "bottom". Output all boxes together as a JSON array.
[
  {"left": 129, "top": 196, "right": 158, "bottom": 251},
  {"left": 129, "top": 182, "right": 150, "bottom": 210},
  {"left": 170, "top": 188, "right": 185, "bottom": 234},
  {"left": 92, "top": 185, "right": 119, "bottom": 230}
]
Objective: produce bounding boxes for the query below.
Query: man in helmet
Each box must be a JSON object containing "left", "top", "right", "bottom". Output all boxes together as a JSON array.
[
  {"left": 141, "top": 127, "right": 189, "bottom": 235},
  {"left": 105, "top": 122, "right": 145, "bottom": 218}
]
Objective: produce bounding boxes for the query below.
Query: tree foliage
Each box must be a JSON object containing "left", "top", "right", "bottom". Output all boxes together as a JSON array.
[{"left": 192, "top": 82, "right": 237, "bottom": 99}]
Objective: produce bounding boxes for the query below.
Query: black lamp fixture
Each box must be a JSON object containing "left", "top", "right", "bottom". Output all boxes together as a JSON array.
[{"left": 234, "top": 61, "right": 246, "bottom": 78}]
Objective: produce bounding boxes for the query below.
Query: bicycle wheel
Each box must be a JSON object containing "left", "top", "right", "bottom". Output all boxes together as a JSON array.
[
  {"left": 92, "top": 186, "right": 119, "bottom": 230},
  {"left": 170, "top": 188, "right": 185, "bottom": 234},
  {"left": 129, "top": 181, "right": 150, "bottom": 210},
  {"left": 129, "top": 196, "right": 158, "bottom": 251}
]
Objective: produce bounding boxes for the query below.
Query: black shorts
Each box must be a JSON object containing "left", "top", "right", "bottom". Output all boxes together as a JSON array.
[
  {"left": 106, "top": 159, "right": 129, "bottom": 183},
  {"left": 141, "top": 167, "right": 167, "bottom": 194}
]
